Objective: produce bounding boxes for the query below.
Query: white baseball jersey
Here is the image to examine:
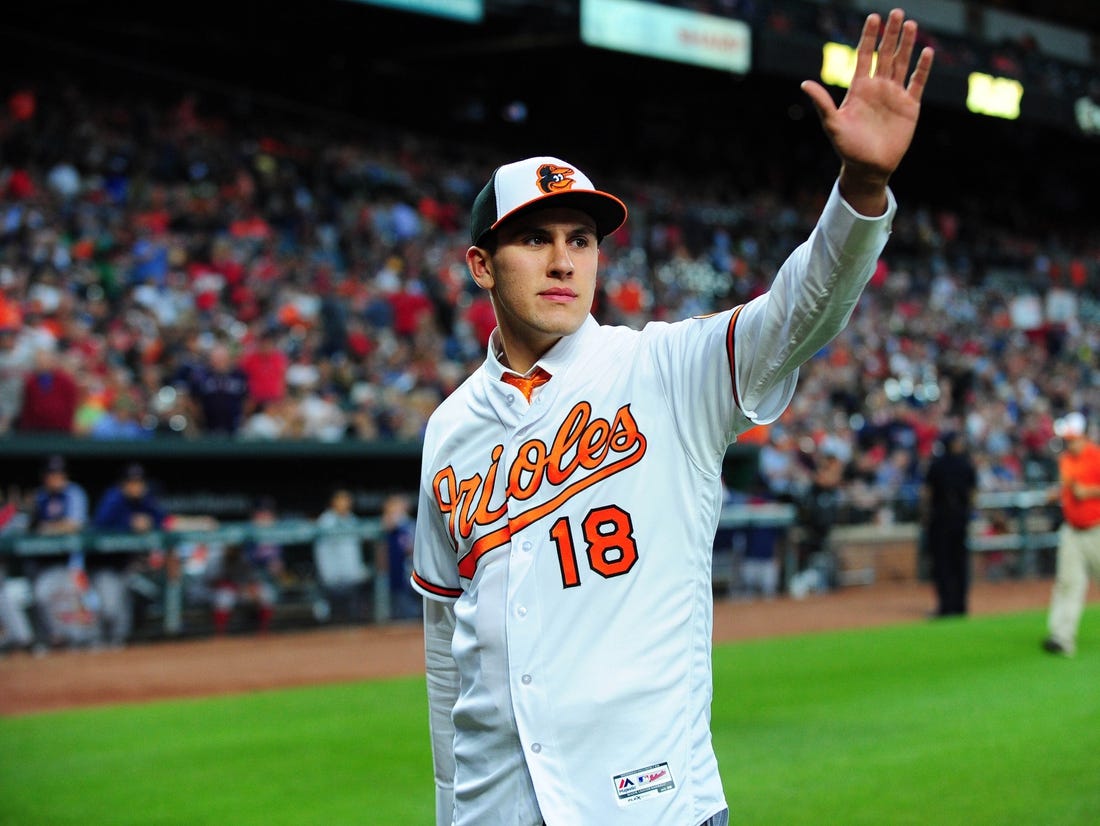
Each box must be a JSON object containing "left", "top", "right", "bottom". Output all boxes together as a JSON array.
[{"left": 414, "top": 183, "right": 896, "bottom": 826}]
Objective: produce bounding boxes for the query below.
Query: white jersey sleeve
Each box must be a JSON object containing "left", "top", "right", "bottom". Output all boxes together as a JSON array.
[
  {"left": 424, "top": 598, "right": 459, "bottom": 825},
  {"left": 412, "top": 421, "right": 464, "bottom": 602},
  {"left": 733, "top": 181, "right": 896, "bottom": 417},
  {"left": 646, "top": 180, "right": 896, "bottom": 469}
]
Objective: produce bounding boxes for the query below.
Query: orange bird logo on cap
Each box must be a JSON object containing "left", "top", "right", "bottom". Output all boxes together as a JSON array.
[{"left": 536, "top": 163, "right": 575, "bottom": 194}]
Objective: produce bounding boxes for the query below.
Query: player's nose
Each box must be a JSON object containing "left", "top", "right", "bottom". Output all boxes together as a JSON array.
[{"left": 547, "top": 237, "right": 574, "bottom": 278}]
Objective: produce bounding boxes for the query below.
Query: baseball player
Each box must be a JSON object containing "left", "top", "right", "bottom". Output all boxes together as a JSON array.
[{"left": 413, "top": 10, "right": 933, "bottom": 825}]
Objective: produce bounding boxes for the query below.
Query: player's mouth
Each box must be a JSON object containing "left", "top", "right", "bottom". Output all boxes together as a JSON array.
[{"left": 539, "top": 287, "right": 577, "bottom": 303}]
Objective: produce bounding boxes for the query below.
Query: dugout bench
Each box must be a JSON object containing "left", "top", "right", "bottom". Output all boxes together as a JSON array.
[{"left": 0, "top": 517, "right": 389, "bottom": 640}]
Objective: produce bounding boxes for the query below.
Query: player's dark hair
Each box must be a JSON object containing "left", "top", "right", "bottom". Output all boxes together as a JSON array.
[{"left": 478, "top": 231, "right": 499, "bottom": 254}]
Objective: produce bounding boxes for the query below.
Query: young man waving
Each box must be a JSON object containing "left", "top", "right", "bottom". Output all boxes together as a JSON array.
[{"left": 413, "top": 10, "right": 934, "bottom": 825}]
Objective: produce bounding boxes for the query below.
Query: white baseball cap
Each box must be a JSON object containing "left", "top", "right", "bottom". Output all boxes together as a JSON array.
[
  {"left": 1054, "top": 411, "right": 1088, "bottom": 439},
  {"left": 469, "top": 156, "right": 627, "bottom": 246}
]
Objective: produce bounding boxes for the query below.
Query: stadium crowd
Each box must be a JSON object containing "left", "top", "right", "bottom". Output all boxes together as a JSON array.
[{"left": 0, "top": 76, "right": 1097, "bottom": 529}]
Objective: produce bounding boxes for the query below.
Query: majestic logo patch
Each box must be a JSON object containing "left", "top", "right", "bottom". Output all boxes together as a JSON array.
[
  {"left": 613, "top": 761, "right": 675, "bottom": 804},
  {"left": 536, "top": 163, "right": 575, "bottom": 194}
]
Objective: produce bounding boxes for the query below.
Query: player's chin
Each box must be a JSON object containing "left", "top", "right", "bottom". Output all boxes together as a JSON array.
[{"left": 538, "top": 309, "right": 586, "bottom": 338}]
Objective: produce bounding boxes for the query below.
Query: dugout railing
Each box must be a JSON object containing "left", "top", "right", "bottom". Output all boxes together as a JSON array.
[
  {"left": 0, "top": 518, "right": 387, "bottom": 639},
  {"left": 967, "top": 489, "right": 1061, "bottom": 578},
  {"left": 0, "top": 492, "right": 1061, "bottom": 641}
]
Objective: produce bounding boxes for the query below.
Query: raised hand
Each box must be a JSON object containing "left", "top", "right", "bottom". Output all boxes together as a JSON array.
[{"left": 801, "top": 8, "right": 934, "bottom": 213}]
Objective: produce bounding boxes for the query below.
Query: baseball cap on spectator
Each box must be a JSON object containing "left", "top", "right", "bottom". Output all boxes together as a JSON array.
[
  {"left": 469, "top": 156, "right": 627, "bottom": 246},
  {"left": 123, "top": 462, "right": 146, "bottom": 481},
  {"left": 1054, "top": 412, "right": 1087, "bottom": 439},
  {"left": 254, "top": 495, "right": 277, "bottom": 513},
  {"left": 42, "top": 454, "right": 67, "bottom": 475}
]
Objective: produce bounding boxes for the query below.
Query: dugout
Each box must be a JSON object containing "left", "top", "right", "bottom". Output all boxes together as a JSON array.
[{"left": 0, "top": 436, "right": 762, "bottom": 519}]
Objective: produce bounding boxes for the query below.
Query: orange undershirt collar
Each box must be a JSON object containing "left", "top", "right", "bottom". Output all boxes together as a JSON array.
[{"left": 500, "top": 367, "right": 551, "bottom": 402}]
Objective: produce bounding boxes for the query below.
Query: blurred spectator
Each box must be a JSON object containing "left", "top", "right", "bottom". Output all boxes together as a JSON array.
[
  {"left": 94, "top": 461, "right": 167, "bottom": 532},
  {"left": 239, "top": 397, "right": 304, "bottom": 440},
  {"left": 977, "top": 509, "right": 1013, "bottom": 582},
  {"left": 717, "top": 480, "right": 785, "bottom": 600},
  {"left": 382, "top": 493, "right": 419, "bottom": 620},
  {"left": 29, "top": 456, "right": 99, "bottom": 649},
  {"left": 0, "top": 322, "right": 36, "bottom": 434},
  {"left": 190, "top": 342, "right": 249, "bottom": 435},
  {"left": 739, "top": 489, "right": 784, "bottom": 600},
  {"left": 91, "top": 463, "right": 169, "bottom": 646},
  {"left": 312, "top": 487, "right": 371, "bottom": 623},
  {"left": 0, "top": 484, "right": 35, "bottom": 654},
  {"left": 796, "top": 443, "right": 845, "bottom": 580},
  {"left": 757, "top": 425, "right": 807, "bottom": 503},
  {"left": 921, "top": 431, "right": 978, "bottom": 617},
  {"left": 30, "top": 456, "right": 88, "bottom": 537},
  {"left": 296, "top": 383, "right": 348, "bottom": 441},
  {"left": 88, "top": 393, "right": 153, "bottom": 440},
  {"left": 240, "top": 327, "right": 289, "bottom": 410},
  {"left": 17, "top": 349, "right": 77, "bottom": 433},
  {"left": 210, "top": 497, "right": 284, "bottom": 635}
]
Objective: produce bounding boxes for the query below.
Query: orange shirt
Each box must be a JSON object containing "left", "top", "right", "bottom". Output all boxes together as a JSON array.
[{"left": 1060, "top": 441, "right": 1100, "bottom": 529}]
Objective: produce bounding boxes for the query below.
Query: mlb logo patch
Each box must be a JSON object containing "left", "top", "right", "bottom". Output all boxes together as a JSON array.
[{"left": 612, "top": 761, "right": 675, "bottom": 804}]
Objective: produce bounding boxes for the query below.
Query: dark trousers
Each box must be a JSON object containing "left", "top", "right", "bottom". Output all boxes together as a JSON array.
[{"left": 930, "top": 519, "right": 969, "bottom": 616}]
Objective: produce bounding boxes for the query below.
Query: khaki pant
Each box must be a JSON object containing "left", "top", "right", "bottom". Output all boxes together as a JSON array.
[{"left": 1046, "top": 523, "right": 1100, "bottom": 654}]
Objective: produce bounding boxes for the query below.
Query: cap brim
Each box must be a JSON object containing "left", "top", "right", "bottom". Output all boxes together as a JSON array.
[{"left": 488, "top": 190, "right": 627, "bottom": 243}]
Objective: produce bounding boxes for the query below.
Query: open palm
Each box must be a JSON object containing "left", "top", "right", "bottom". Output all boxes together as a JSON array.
[{"left": 802, "top": 9, "right": 934, "bottom": 184}]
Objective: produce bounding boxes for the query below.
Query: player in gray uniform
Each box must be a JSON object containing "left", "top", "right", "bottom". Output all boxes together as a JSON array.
[{"left": 413, "top": 10, "right": 933, "bottom": 825}]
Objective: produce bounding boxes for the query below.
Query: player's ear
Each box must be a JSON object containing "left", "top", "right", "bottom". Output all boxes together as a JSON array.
[{"left": 466, "top": 245, "right": 495, "bottom": 290}]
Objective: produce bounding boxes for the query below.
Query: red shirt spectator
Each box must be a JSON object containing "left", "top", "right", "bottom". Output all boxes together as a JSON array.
[
  {"left": 240, "top": 333, "right": 289, "bottom": 405},
  {"left": 465, "top": 295, "right": 497, "bottom": 348},
  {"left": 5, "top": 169, "right": 35, "bottom": 200},
  {"left": 388, "top": 286, "right": 433, "bottom": 337},
  {"left": 18, "top": 350, "right": 77, "bottom": 433},
  {"left": 9, "top": 89, "right": 35, "bottom": 121},
  {"left": 0, "top": 294, "right": 21, "bottom": 329}
]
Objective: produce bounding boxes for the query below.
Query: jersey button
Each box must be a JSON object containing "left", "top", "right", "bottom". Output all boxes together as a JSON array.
[
  {"left": 521, "top": 674, "right": 532, "bottom": 685},
  {"left": 531, "top": 743, "right": 542, "bottom": 754},
  {"left": 506, "top": 394, "right": 515, "bottom": 405},
  {"left": 516, "top": 605, "right": 527, "bottom": 618},
  {"left": 521, "top": 540, "right": 533, "bottom": 552}
]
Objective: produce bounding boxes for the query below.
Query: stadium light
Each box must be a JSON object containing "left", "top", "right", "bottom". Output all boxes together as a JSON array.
[
  {"left": 966, "top": 72, "right": 1023, "bottom": 120},
  {"left": 820, "top": 41, "right": 876, "bottom": 89}
]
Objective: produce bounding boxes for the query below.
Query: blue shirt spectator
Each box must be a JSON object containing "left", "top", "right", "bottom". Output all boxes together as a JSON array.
[
  {"left": 189, "top": 344, "right": 250, "bottom": 434},
  {"left": 31, "top": 455, "right": 89, "bottom": 535},
  {"left": 93, "top": 464, "right": 167, "bottom": 534},
  {"left": 382, "top": 493, "right": 419, "bottom": 620}
]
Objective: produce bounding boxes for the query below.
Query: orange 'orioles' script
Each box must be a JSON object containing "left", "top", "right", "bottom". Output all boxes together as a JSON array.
[{"left": 433, "top": 402, "right": 647, "bottom": 578}]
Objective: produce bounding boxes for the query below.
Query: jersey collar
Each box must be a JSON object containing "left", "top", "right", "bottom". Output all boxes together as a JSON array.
[{"left": 485, "top": 315, "right": 599, "bottom": 383}]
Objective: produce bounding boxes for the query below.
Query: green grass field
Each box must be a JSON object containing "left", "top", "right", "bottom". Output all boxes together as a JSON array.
[{"left": 2, "top": 607, "right": 1099, "bottom": 825}]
